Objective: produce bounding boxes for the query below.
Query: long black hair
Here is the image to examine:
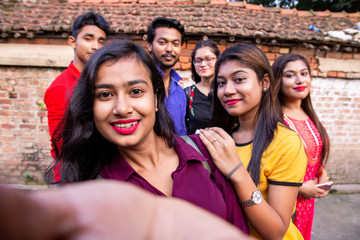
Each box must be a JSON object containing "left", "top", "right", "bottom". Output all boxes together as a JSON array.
[
  {"left": 211, "top": 44, "right": 283, "bottom": 185},
  {"left": 191, "top": 40, "right": 220, "bottom": 83},
  {"left": 45, "top": 40, "right": 174, "bottom": 184},
  {"left": 272, "top": 53, "right": 330, "bottom": 166}
]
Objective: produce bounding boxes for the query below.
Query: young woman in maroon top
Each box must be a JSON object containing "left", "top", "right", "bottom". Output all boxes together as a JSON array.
[{"left": 45, "top": 40, "right": 249, "bottom": 234}]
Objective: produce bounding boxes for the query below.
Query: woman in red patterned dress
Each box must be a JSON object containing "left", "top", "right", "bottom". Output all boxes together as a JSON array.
[{"left": 272, "top": 54, "right": 331, "bottom": 240}]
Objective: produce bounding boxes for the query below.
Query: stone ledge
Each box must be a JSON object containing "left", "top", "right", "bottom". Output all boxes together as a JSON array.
[
  {"left": 318, "top": 57, "right": 360, "bottom": 73},
  {"left": 3, "top": 184, "right": 55, "bottom": 192},
  {"left": 332, "top": 184, "right": 360, "bottom": 194},
  {"left": 0, "top": 44, "right": 73, "bottom": 68}
]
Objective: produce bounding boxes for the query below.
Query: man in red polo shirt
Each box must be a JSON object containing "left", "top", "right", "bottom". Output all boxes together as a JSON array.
[{"left": 44, "top": 12, "right": 110, "bottom": 181}]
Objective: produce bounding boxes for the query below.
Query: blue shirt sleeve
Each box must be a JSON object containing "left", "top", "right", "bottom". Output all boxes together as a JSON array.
[{"left": 164, "top": 70, "right": 187, "bottom": 136}]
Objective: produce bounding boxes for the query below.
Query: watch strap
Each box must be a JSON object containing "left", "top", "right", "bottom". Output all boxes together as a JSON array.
[
  {"left": 239, "top": 198, "right": 255, "bottom": 207},
  {"left": 239, "top": 189, "right": 262, "bottom": 207}
]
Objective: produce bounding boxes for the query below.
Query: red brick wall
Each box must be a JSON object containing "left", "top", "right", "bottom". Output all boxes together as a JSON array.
[
  {"left": 0, "top": 39, "right": 359, "bottom": 184},
  {"left": 311, "top": 78, "right": 360, "bottom": 183},
  {"left": 0, "top": 67, "right": 60, "bottom": 184}
]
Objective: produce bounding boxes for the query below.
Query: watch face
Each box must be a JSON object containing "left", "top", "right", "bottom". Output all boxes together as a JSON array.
[{"left": 253, "top": 190, "right": 262, "bottom": 205}]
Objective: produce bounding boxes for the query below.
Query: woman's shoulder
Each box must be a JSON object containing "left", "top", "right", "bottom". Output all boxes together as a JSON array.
[
  {"left": 184, "top": 85, "right": 196, "bottom": 100},
  {"left": 275, "top": 122, "right": 301, "bottom": 142},
  {"left": 265, "top": 124, "right": 307, "bottom": 182},
  {"left": 184, "top": 84, "right": 196, "bottom": 92},
  {"left": 267, "top": 122, "right": 304, "bottom": 155},
  {"left": 184, "top": 134, "right": 216, "bottom": 170},
  {"left": 187, "top": 134, "right": 207, "bottom": 153}
]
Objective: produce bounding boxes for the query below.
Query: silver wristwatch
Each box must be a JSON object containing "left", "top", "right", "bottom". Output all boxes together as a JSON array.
[{"left": 239, "top": 189, "right": 263, "bottom": 207}]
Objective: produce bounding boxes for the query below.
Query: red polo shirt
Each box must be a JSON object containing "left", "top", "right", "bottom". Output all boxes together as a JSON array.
[
  {"left": 44, "top": 61, "right": 80, "bottom": 180},
  {"left": 100, "top": 135, "right": 249, "bottom": 233}
]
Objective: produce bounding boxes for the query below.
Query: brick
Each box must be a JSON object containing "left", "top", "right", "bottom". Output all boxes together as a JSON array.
[
  {"left": 317, "top": 50, "right": 326, "bottom": 58},
  {"left": 8, "top": 38, "right": 29, "bottom": 44},
  {"left": 261, "top": 45, "right": 269, "bottom": 52},
  {"left": 7, "top": 79, "right": 16, "bottom": 85},
  {"left": 292, "top": 49, "right": 315, "bottom": 58},
  {"left": 173, "top": 62, "right": 180, "bottom": 70},
  {"left": 279, "top": 48, "right": 289, "bottom": 54},
  {"left": 318, "top": 71, "right": 327, "bottom": 77},
  {"left": 28, "top": 38, "right": 49, "bottom": 45},
  {"left": 309, "top": 63, "right": 318, "bottom": 69},
  {"left": 187, "top": 43, "right": 196, "bottom": 50},
  {"left": 0, "top": 111, "right": 14, "bottom": 116},
  {"left": 265, "top": 53, "right": 276, "bottom": 61},
  {"left": 218, "top": 45, "right": 226, "bottom": 52},
  {"left": 327, "top": 71, "right": 337, "bottom": 77},
  {"left": 139, "top": 0, "right": 156, "bottom": 3},
  {"left": 271, "top": 46, "right": 280, "bottom": 53},
  {"left": 179, "top": 56, "right": 191, "bottom": 63},
  {"left": 337, "top": 72, "right": 346, "bottom": 78},
  {"left": 20, "top": 124, "right": 36, "bottom": 129},
  {"left": 210, "top": 0, "right": 226, "bottom": 4},
  {"left": 342, "top": 53, "right": 353, "bottom": 59},
  {"left": 311, "top": 69, "right": 319, "bottom": 76},
  {"left": 181, "top": 49, "right": 193, "bottom": 56},
  {"left": 0, "top": 99, "right": 12, "bottom": 104},
  {"left": 326, "top": 52, "right": 342, "bottom": 59},
  {"left": 180, "top": 63, "right": 191, "bottom": 70},
  {"left": 48, "top": 39, "right": 67, "bottom": 45},
  {"left": 1, "top": 86, "right": 15, "bottom": 91}
]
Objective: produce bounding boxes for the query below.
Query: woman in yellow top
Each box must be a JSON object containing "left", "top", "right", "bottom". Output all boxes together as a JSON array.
[{"left": 199, "top": 44, "right": 307, "bottom": 239}]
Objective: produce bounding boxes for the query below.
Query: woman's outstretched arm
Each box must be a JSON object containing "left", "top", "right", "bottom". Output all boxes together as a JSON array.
[{"left": 0, "top": 180, "right": 251, "bottom": 240}]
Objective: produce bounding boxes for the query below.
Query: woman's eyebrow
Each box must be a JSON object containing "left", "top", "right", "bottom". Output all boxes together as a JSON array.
[
  {"left": 94, "top": 79, "right": 148, "bottom": 89},
  {"left": 217, "top": 69, "right": 248, "bottom": 79},
  {"left": 126, "top": 79, "right": 148, "bottom": 86},
  {"left": 94, "top": 83, "right": 114, "bottom": 89}
]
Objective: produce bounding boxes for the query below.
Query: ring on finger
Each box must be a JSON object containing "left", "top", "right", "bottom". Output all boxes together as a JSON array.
[{"left": 211, "top": 138, "right": 218, "bottom": 144}]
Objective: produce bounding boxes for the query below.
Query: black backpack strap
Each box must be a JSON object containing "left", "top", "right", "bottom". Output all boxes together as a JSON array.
[{"left": 179, "top": 135, "right": 212, "bottom": 174}]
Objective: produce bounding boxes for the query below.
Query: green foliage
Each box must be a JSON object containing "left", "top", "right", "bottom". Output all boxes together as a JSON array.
[
  {"left": 245, "top": 0, "right": 360, "bottom": 12},
  {"left": 247, "top": 0, "right": 276, "bottom": 7},
  {"left": 296, "top": 0, "right": 359, "bottom": 12},
  {"left": 37, "top": 101, "right": 46, "bottom": 111},
  {"left": 24, "top": 172, "right": 38, "bottom": 185}
]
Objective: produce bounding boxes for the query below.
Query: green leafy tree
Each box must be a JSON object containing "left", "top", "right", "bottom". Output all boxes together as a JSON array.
[
  {"left": 246, "top": 0, "right": 360, "bottom": 12},
  {"left": 246, "top": 0, "right": 276, "bottom": 7}
]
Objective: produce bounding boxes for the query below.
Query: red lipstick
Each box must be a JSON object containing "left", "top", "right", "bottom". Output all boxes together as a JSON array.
[
  {"left": 225, "top": 99, "right": 241, "bottom": 105},
  {"left": 294, "top": 86, "right": 306, "bottom": 91},
  {"left": 111, "top": 119, "right": 140, "bottom": 135}
]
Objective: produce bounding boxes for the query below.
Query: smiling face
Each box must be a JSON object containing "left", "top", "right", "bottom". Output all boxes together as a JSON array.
[
  {"left": 148, "top": 27, "right": 182, "bottom": 70},
  {"left": 93, "top": 58, "right": 157, "bottom": 149},
  {"left": 216, "top": 60, "right": 265, "bottom": 121},
  {"left": 281, "top": 60, "right": 311, "bottom": 102},
  {"left": 69, "top": 25, "right": 107, "bottom": 70},
  {"left": 193, "top": 47, "right": 217, "bottom": 80}
]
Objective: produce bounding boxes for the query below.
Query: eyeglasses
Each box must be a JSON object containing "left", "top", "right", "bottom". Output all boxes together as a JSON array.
[{"left": 193, "top": 57, "right": 216, "bottom": 66}]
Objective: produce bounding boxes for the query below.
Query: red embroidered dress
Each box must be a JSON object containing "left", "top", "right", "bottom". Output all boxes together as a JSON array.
[{"left": 284, "top": 115, "right": 323, "bottom": 240}]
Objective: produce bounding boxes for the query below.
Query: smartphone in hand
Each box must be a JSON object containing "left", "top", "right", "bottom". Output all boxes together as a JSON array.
[{"left": 316, "top": 181, "right": 334, "bottom": 191}]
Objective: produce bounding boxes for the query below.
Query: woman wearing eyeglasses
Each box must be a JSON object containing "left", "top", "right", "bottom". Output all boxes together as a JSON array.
[{"left": 185, "top": 40, "right": 220, "bottom": 134}]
